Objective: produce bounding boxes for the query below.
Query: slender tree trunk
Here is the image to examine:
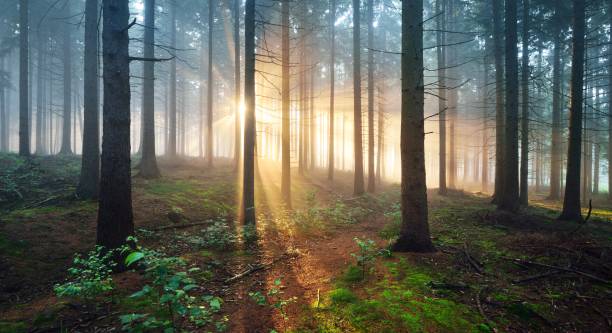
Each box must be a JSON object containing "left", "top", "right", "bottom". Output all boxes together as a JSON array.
[
  {"left": 608, "top": 0, "right": 612, "bottom": 201},
  {"left": 328, "top": 0, "right": 336, "bottom": 180},
  {"left": 482, "top": 40, "right": 489, "bottom": 192},
  {"left": 59, "top": 6, "right": 72, "bottom": 155},
  {"left": 206, "top": 0, "right": 214, "bottom": 167},
  {"left": 519, "top": 0, "right": 529, "bottom": 205},
  {"left": 393, "top": 0, "right": 434, "bottom": 253},
  {"left": 280, "top": 0, "right": 291, "bottom": 206},
  {"left": 447, "top": 0, "right": 457, "bottom": 189},
  {"left": 353, "top": 0, "right": 364, "bottom": 195},
  {"left": 35, "top": 32, "right": 44, "bottom": 154},
  {"left": 437, "top": 0, "right": 447, "bottom": 194},
  {"left": 77, "top": 0, "right": 101, "bottom": 198},
  {"left": 366, "top": 0, "right": 375, "bottom": 192},
  {"left": 234, "top": 0, "right": 241, "bottom": 170},
  {"left": 309, "top": 59, "right": 315, "bottom": 170},
  {"left": 97, "top": 0, "right": 134, "bottom": 252},
  {"left": 167, "top": 2, "right": 177, "bottom": 157},
  {"left": 492, "top": 0, "right": 504, "bottom": 203},
  {"left": 19, "top": 0, "right": 29, "bottom": 156},
  {"left": 242, "top": 0, "right": 256, "bottom": 224},
  {"left": 559, "top": 0, "right": 585, "bottom": 221},
  {"left": 549, "top": 21, "right": 562, "bottom": 199},
  {"left": 139, "top": 0, "right": 160, "bottom": 178},
  {"left": 0, "top": 57, "right": 6, "bottom": 152},
  {"left": 498, "top": 0, "right": 519, "bottom": 212}
]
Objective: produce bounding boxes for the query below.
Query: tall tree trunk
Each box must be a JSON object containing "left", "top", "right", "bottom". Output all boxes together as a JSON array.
[
  {"left": 97, "top": 0, "right": 134, "bottom": 252},
  {"left": 77, "top": 0, "right": 101, "bottom": 198},
  {"left": 139, "top": 0, "right": 160, "bottom": 178},
  {"left": 608, "top": 0, "right": 612, "bottom": 201},
  {"left": 0, "top": 57, "right": 6, "bottom": 152},
  {"left": 549, "top": 19, "right": 562, "bottom": 199},
  {"left": 519, "top": 0, "right": 529, "bottom": 205},
  {"left": 328, "top": 0, "right": 336, "bottom": 180},
  {"left": 206, "top": 0, "right": 214, "bottom": 167},
  {"left": 19, "top": 0, "right": 29, "bottom": 156},
  {"left": 498, "top": 0, "right": 519, "bottom": 212},
  {"left": 242, "top": 0, "right": 256, "bottom": 224},
  {"left": 366, "top": 0, "right": 375, "bottom": 192},
  {"left": 167, "top": 2, "right": 177, "bottom": 157},
  {"left": 60, "top": 5, "right": 72, "bottom": 155},
  {"left": 280, "top": 0, "right": 291, "bottom": 206},
  {"left": 482, "top": 39, "right": 490, "bottom": 192},
  {"left": 559, "top": 0, "right": 585, "bottom": 221},
  {"left": 35, "top": 32, "right": 44, "bottom": 154},
  {"left": 447, "top": 1, "right": 457, "bottom": 189},
  {"left": 492, "top": 0, "right": 504, "bottom": 203},
  {"left": 437, "top": 0, "right": 447, "bottom": 194},
  {"left": 353, "top": 0, "right": 364, "bottom": 195},
  {"left": 234, "top": 0, "right": 241, "bottom": 169},
  {"left": 393, "top": 0, "right": 434, "bottom": 253}
]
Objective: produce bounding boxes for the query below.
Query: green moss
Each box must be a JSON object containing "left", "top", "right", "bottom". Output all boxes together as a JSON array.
[
  {"left": 0, "top": 235, "right": 28, "bottom": 256},
  {"left": 0, "top": 322, "right": 27, "bottom": 333},
  {"left": 329, "top": 288, "right": 357, "bottom": 304},
  {"left": 340, "top": 265, "right": 364, "bottom": 284}
]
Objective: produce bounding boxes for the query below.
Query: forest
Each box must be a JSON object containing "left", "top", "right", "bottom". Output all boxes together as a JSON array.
[{"left": 0, "top": 0, "right": 611, "bottom": 331}]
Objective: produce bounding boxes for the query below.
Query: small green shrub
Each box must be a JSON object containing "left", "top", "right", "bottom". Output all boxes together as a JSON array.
[
  {"left": 329, "top": 288, "right": 357, "bottom": 304},
  {"left": 54, "top": 246, "right": 116, "bottom": 300}
]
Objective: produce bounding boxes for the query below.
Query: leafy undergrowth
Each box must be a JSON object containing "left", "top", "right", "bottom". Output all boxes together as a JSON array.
[{"left": 1, "top": 155, "right": 612, "bottom": 332}]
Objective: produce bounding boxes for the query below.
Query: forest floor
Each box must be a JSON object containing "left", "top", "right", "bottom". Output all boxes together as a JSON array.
[{"left": 0, "top": 153, "right": 612, "bottom": 332}]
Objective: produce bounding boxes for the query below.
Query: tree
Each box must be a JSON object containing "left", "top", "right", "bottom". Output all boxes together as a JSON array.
[
  {"left": 492, "top": 0, "right": 504, "bottom": 203},
  {"left": 436, "top": 0, "right": 447, "bottom": 195},
  {"left": 206, "top": 0, "right": 214, "bottom": 167},
  {"left": 353, "top": 0, "right": 364, "bottom": 195},
  {"left": 328, "top": 0, "right": 336, "bottom": 181},
  {"left": 242, "top": 0, "right": 256, "bottom": 225},
  {"left": 366, "top": 0, "right": 375, "bottom": 192},
  {"left": 549, "top": 7, "right": 562, "bottom": 200},
  {"left": 280, "top": 0, "right": 291, "bottom": 206},
  {"left": 233, "top": 0, "right": 241, "bottom": 170},
  {"left": 393, "top": 0, "right": 434, "bottom": 253},
  {"left": 498, "top": 0, "right": 519, "bottom": 212},
  {"left": 167, "top": 1, "right": 177, "bottom": 157},
  {"left": 19, "top": 0, "right": 29, "bottom": 156},
  {"left": 59, "top": 2, "right": 72, "bottom": 155},
  {"left": 138, "top": 0, "right": 160, "bottom": 178},
  {"left": 77, "top": 0, "right": 101, "bottom": 198},
  {"left": 519, "top": 0, "right": 529, "bottom": 205},
  {"left": 559, "top": 0, "right": 585, "bottom": 221},
  {"left": 97, "top": 0, "right": 134, "bottom": 251},
  {"left": 608, "top": 1, "right": 612, "bottom": 202}
]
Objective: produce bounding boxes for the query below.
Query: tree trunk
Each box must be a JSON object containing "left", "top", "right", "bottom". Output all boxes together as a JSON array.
[
  {"left": 519, "top": 0, "right": 529, "bottom": 205},
  {"left": 328, "top": 0, "right": 336, "bottom": 181},
  {"left": 97, "top": 0, "right": 134, "bottom": 252},
  {"left": 353, "top": 0, "right": 364, "bottom": 195},
  {"left": 242, "top": 0, "right": 256, "bottom": 224},
  {"left": 559, "top": 0, "right": 585, "bottom": 221},
  {"left": 206, "top": 0, "right": 214, "bottom": 167},
  {"left": 59, "top": 5, "right": 72, "bottom": 155},
  {"left": 19, "top": 0, "right": 29, "bottom": 156},
  {"left": 498, "top": 0, "right": 519, "bottom": 212},
  {"left": 549, "top": 18, "right": 562, "bottom": 199},
  {"left": 608, "top": 0, "right": 612, "bottom": 201},
  {"left": 0, "top": 57, "right": 6, "bottom": 152},
  {"left": 234, "top": 0, "right": 241, "bottom": 170},
  {"left": 393, "top": 0, "right": 434, "bottom": 253},
  {"left": 437, "top": 0, "right": 447, "bottom": 195},
  {"left": 77, "top": 0, "right": 101, "bottom": 198},
  {"left": 167, "top": 2, "right": 177, "bottom": 157},
  {"left": 280, "top": 0, "right": 291, "bottom": 206},
  {"left": 492, "top": 0, "right": 504, "bottom": 203},
  {"left": 447, "top": 0, "right": 457, "bottom": 189},
  {"left": 35, "top": 32, "right": 44, "bottom": 154},
  {"left": 366, "top": 0, "right": 375, "bottom": 192},
  {"left": 482, "top": 39, "right": 489, "bottom": 192},
  {"left": 138, "top": 0, "right": 160, "bottom": 178}
]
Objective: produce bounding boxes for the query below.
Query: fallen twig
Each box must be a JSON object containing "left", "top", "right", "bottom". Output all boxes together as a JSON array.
[
  {"left": 224, "top": 254, "right": 293, "bottom": 284},
  {"left": 463, "top": 243, "right": 484, "bottom": 274},
  {"left": 508, "top": 258, "right": 611, "bottom": 284},
  {"left": 149, "top": 221, "right": 211, "bottom": 231},
  {"left": 512, "top": 269, "right": 565, "bottom": 284}
]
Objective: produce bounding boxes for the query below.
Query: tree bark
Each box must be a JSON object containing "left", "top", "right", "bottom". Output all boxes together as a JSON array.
[
  {"left": 492, "top": 0, "right": 504, "bottom": 203},
  {"left": 19, "top": 0, "right": 30, "bottom": 156},
  {"left": 393, "top": 0, "right": 434, "bottom": 253},
  {"left": 328, "top": 0, "right": 336, "bottom": 181},
  {"left": 353, "top": 0, "right": 364, "bottom": 195},
  {"left": 559, "top": 0, "right": 585, "bottom": 221},
  {"left": 498, "top": 0, "right": 519, "bottom": 212},
  {"left": 206, "top": 0, "right": 214, "bottom": 167},
  {"left": 167, "top": 2, "right": 177, "bottom": 157},
  {"left": 437, "top": 0, "right": 447, "bottom": 194},
  {"left": 242, "top": 0, "right": 256, "bottom": 224},
  {"left": 608, "top": 0, "right": 612, "bottom": 201},
  {"left": 97, "top": 0, "right": 134, "bottom": 251},
  {"left": 138, "top": 0, "right": 160, "bottom": 178},
  {"left": 366, "top": 0, "right": 375, "bottom": 192},
  {"left": 234, "top": 0, "right": 241, "bottom": 170},
  {"left": 77, "top": 0, "right": 101, "bottom": 198},
  {"left": 280, "top": 0, "right": 291, "bottom": 207},
  {"left": 35, "top": 32, "right": 45, "bottom": 154},
  {"left": 59, "top": 3, "right": 72, "bottom": 155},
  {"left": 549, "top": 17, "right": 562, "bottom": 200},
  {"left": 519, "top": 0, "right": 529, "bottom": 205}
]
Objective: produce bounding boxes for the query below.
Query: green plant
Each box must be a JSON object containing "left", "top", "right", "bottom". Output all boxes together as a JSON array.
[
  {"left": 54, "top": 246, "right": 116, "bottom": 300},
  {"left": 249, "top": 278, "right": 297, "bottom": 329},
  {"left": 351, "top": 238, "right": 382, "bottom": 280},
  {"left": 122, "top": 246, "right": 225, "bottom": 332},
  {"left": 201, "top": 220, "right": 237, "bottom": 250}
]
